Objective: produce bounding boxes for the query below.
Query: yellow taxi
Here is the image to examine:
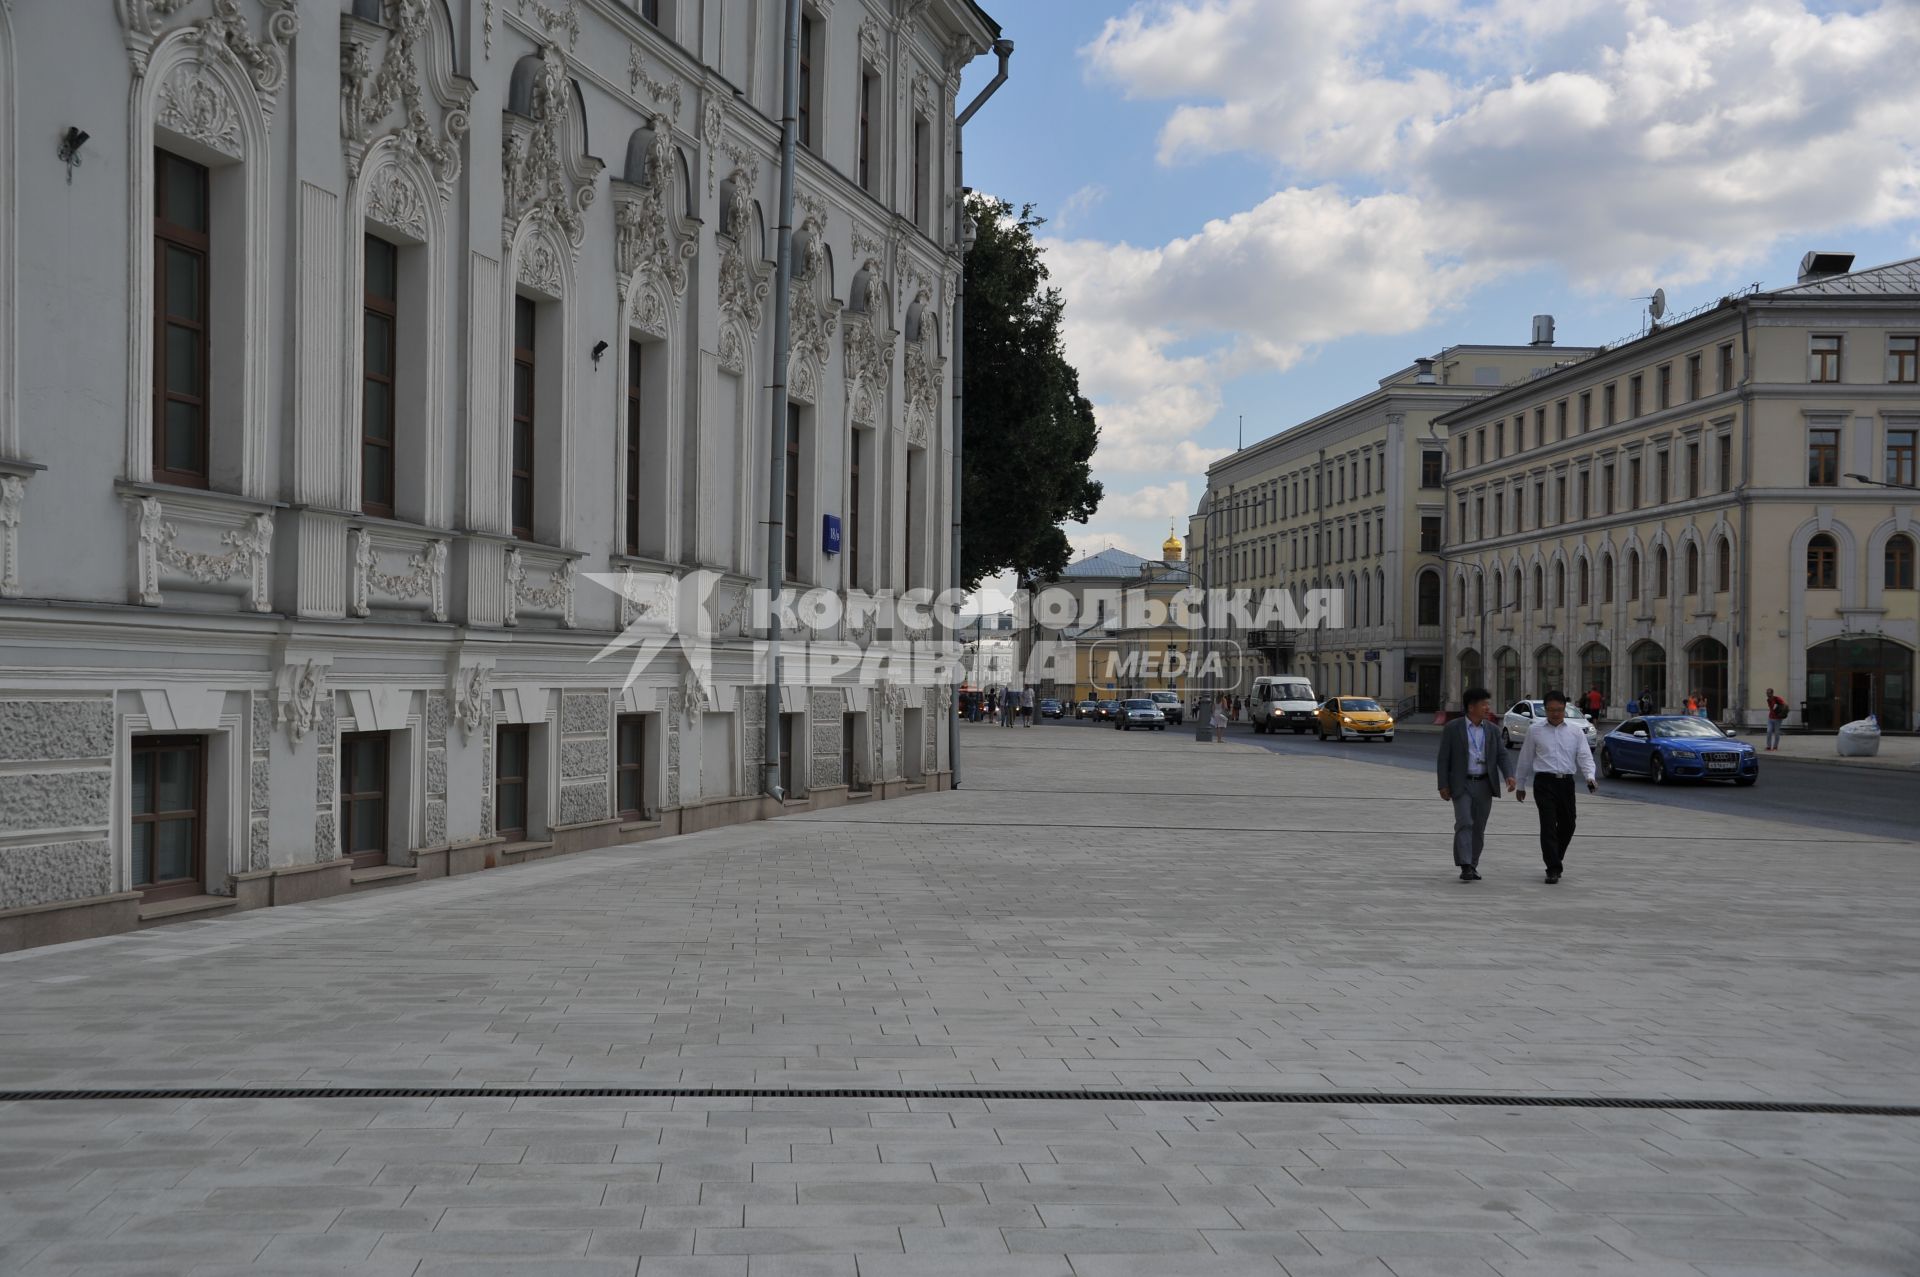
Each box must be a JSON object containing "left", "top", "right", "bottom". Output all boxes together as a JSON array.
[{"left": 1312, "top": 696, "right": 1395, "bottom": 743}]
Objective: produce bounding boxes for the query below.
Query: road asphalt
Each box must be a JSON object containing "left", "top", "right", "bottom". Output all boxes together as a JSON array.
[{"left": 1, "top": 722, "right": 1916, "bottom": 1275}]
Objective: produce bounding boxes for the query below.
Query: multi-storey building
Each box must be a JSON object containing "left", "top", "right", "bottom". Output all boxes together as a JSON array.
[
  {"left": 1192, "top": 337, "right": 1592, "bottom": 711},
  {"left": 0, "top": 0, "right": 999, "bottom": 947},
  {"left": 1439, "top": 254, "right": 1920, "bottom": 729},
  {"left": 1051, "top": 538, "right": 1193, "bottom": 704}
]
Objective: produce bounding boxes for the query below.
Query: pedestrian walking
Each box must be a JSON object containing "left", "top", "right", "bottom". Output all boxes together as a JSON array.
[
  {"left": 1436, "top": 687, "right": 1514, "bottom": 881},
  {"left": 1210, "top": 695, "right": 1227, "bottom": 743},
  {"left": 1022, "top": 687, "right": 1033, "bottom": 727},
  {"left": 1766, "top": 686, "right": 1788, "bottom": 750},
  {"left": 1685, "top": 691, "right": 1699, "bottom": 716},
  {"left": 1639, "top": 688, "right": 1657, "bottom": 716},
  {"left": 1513, "top": 690, "right": 1598, "bottom": 884}
]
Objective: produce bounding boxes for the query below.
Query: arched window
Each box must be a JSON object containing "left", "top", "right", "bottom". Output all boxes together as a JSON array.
[
  {"left": 1578, "top": 557, "right": 1590, "bottom": 606},
  {"left": 1418, "top": 570, "right": 1441, "bottom": 626},
  {"left": 1717, "top": 536, "right": 1732, "bottom": 593},
  {"left": 1655, "top": 545, "right": 1670, "bottom": 598},
  {"left": 1602, "top": 552, "right": 1615, "bottom": 603},
  {"left": 1456, "top": 574, "right": 1467, "bottom": 617},
  {"left": 1685, "top": 542, "right": 1700, "bottom": 595},
  {"left": 1628, "top": 549, "right": 1641, "bottom": 601},
  {"left": 1475, "top": 572, "right": 1486, "bottom": 615},
  {"left": 1888, "top": 534, "right": 1916, "bottom": 590},
  {"left": 1807, "top": 533, "right": 1838, "bottom": 589},
  {"left": 1492, "top": 571, "right": 1502, "bottom": 611},
  {"left": 1511, "top": 568, "right": 1521, "bottom": 612},
  {"left": 1554, "top": 561, "right": 1566, "bottom": 608},
  {"left": 1532, "top": 564, "right": 1544, "bottom": 610}
]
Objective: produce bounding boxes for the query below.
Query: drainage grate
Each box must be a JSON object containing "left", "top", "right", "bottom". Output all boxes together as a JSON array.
[{"left": 0, "top": 1086, "right": 1912, "bottom": 1117}]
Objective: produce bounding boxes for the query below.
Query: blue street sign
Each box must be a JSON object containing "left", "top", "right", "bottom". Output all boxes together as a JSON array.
[{"left": 822, "top": 514, "right": 841, "bottom": 555}]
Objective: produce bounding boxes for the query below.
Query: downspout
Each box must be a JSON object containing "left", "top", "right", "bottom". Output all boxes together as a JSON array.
[
  {"left": 948, "top": 37, "right": 1013, "bottom": 789},
  {"left": 762, "top": 0, "right": 801, "bottom": 800},
  {"left": 1735, "top": 299, "right": 1754, "bottom": 725}
]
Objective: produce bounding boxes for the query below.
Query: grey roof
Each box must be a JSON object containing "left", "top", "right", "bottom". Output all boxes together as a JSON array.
[
  {"left": 1768, "top": 255, "right": 1920, "bottom": 297},
  {"left": 1061, "top": 547, "right": 1149, "bottom": 578}
]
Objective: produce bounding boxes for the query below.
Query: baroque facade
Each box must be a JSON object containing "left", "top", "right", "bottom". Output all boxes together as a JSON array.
[
  {"left": 0, "top": 0, "right": 999, "bottom": 946},
  {"left": 1440, "top": 255, "right": 1920, "bottom": 730}
]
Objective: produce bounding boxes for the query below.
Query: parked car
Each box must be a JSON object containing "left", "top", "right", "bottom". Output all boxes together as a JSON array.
[
  {"left": 1038, "top": 698, "right": 1064, "bottom": 719},
  {"left": 1149, "top": 691, "right": 1185, "bottom": 725},
  {"left": 1250, "top": 676, "right": 1319, "bottom": 734},
  {"left": 1501, "top": 700, "right": 1600, "bottom": 751},
  {"left": 1096, "top": 699, "right": 1122, "bottom": 721},
  {"left": 1075, "top": 699, "right": 1101, "bottom": 719},
  {"left": 1313, "top": 696, "right": 1395, "bottom": 742},
  {"left": 1114, "top": 698, "right": 1167, "bottom": 731},
  {"left": 1599, "top": 715, "right": 1757, "bottom": 785}
]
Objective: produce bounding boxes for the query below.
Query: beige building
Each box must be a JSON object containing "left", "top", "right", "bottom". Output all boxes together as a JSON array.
[
  {"left": 1045, "top": 539, "right": 1194, "bottom": 704},
  {"left": 1439, "top": 253, "right": 1920, "bottom": 730},
  {"left": 1192, "top": 337, "right": 1592, "bottom": 711}
]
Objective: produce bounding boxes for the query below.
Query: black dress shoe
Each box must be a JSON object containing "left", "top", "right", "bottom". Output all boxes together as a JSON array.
[
  {"left": 1459, "top": 867, "right": 1472, "bottom": 881},
  {"left": 1545, "top": 872, "right": 1561, "bottom": 884},
  {"left": 1466, "top": 867, "right": 1482, "bottom": 881}
]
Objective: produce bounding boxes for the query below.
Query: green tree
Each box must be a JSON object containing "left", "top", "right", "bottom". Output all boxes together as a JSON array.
[{"left": 959, "top": 195, "right": 1102, "bottom": 590}]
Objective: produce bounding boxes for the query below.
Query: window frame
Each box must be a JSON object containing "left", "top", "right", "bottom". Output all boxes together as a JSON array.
[
  {"left": 511, "top": 296, "right": 537, "bottom": 540},
  {"left": 129, "top": 734, "right": 207, "bottom": 902},
  {"left": 1810, "top": 333, "right": 1842, "bottom": 383},
  {"left": 1890, "top": 335, "right": 1919, "bottom": 385},
  {"left": 154, "top": 149, "right": 212, "bottom": 490},
  {"left": 339, "top": 730, "right": 390, "bottom": 869},
  {"left": 616, "top": 713, "right": 648, "bottom": 820},
  {"left": 495, "top": 723, "right": 531, "bottom": 843},
  {"left": 624, "top": 338, "right": 644, "bottom": 555},
  {"left": 1807, "top": 426, "right": 1840, "bottom": 487},
  {"left": 1806, "top": 534, "right": 1838, "bottom": 590},
  {"left": 1887, "top": 535, "right": 1916, "bottom": 591},
  {"left": 1886, "top": 427, "right": 1916, "bottom": 488},
  {"left": 360, "top": 235, "right": 399, "bottom": 518},
  {"left": 784, "top": 404, "right": 802, "bottom": 580}
]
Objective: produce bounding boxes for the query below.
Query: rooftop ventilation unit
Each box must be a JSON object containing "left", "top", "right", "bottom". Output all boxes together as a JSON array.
[
  {"left": 1530, "top": 314, "right": 1555, "bottom": 347},
  {"left": 1414, "top": 357, "right": 1436, "bottom": 384},
  {"left": 1798, "top": 251, "right": 1855, "bottom": 283}
]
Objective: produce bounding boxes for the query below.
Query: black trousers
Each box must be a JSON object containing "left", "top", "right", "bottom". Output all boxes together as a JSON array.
[{"left": 1531, "top": 774, "right": 1578, "bottom": 872}]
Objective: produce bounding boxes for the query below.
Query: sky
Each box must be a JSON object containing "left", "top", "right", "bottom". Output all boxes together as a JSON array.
[{"left": 953, "top": 0, "right": 1920, "bottom": 605}]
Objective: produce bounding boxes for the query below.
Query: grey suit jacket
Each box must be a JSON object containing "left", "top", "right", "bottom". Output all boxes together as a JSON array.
[{"left": 1437, "top": 716, "right": 1509, "bottom": 793}]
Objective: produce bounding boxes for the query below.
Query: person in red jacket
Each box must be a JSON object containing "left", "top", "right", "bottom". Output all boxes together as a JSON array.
[{"left": 1766, "top": 687, "right": 1789, "bottom": 750}]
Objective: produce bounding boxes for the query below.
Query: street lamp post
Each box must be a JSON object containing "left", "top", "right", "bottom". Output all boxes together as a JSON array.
[{"left": 1845, "top": 472, "right": 1920, "bottom": 491}]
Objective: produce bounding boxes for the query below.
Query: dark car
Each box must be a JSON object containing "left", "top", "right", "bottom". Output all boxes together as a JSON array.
[
  {"left": 1075, "top": 699, "right": 1101, "bottom": 719},
  {"left": 1599, "top": 715, "right": 1758, "bottom": 785},
  {"left": 1096, "top": 699, "right": 1122, "bottom": 721},
  {"left": 1038, "top": 698, "right": 1064, "bottom": 719}
]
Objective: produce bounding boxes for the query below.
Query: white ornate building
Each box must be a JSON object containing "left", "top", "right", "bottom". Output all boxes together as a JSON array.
[{"left": 0, "top": 0, "right": 998, "bottom": 947}]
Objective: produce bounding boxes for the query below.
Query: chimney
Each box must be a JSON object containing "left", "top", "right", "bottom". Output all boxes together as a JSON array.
[
  {"left": 1414, "top": 357, "right": 1436, "bottom": 385},
  {"left": 1530, "top": 314, "right": 1555, "bottom": 347},
  {"left": 1798, "top": 251, "right": 1855, "bottom": 283}
]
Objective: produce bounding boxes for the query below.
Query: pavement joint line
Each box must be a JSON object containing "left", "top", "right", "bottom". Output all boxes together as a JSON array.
[{"left": 1, "top": 1086, "right": 1915, "bottom": 1116}]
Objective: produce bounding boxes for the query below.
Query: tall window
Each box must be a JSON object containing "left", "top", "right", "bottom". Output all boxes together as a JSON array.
[
  {"left": 1656, "top": 450, "right": 1669, "bottom": 504},
  {"left": 904, "top": 450, "right": 922, "bottom": 589},
  {"left": 1891, "top": 335, "right": 1919, "bottom": 384},
  {"left": 1534, "top": 408, "right": 1546, "bottom": 448},
  {"left": 1602, "top": 552, "right": 1614, "bottom": 603},
  {"left": 130, "top": 735, "right": 205, "bottom": 901},
  {"left": 783, "top": 405, "right": 801, "bottom": 578},
  {"left": 1629, "top": 375, "right": 1643, "bottom": 418},
  {"left": 1810, "top": 334, "right": 1841, "bottom": 382},
  {"left": 1807, "top": 426, "right": 1840, "bottom": 486},
  {"left": 1627, "top": 550, "right": 1641, "bottom": 601},
  {"left": 1476, "top": 430, "right": 1485, "bottom": 464},
  {"left": 1554, "top": 474, "right": 1566, "bottom": 524},
  {"left": 1603, "top": 383, "right": 1617, "bottom": 424},
  {"left": 1494, "top": 421, "right": 1504, "bottom": 458},
  {"left": 512, "top": 297, "right": 536, "bottom": 539},
  {"left": 1421, "top": 450, "right": 1442, "bottom": 488},
  {"left": 1719, "top": 434, "right": 1733, "bottom": 493},
  {"left": 1602, "top": 464, "right": 1615, "bottom": 514},
  {"left": 1685, "top": 542, "right": 1699, "bottom": 595},
  {"left": 1887, "top": 428, "right": 1916, "bottom": 488},
  {"left": 496, "top": 724, "right": 530, "bottom": 842},
  {"left": 1685, "top": 442, "right": 1699, "bottom": 499},
  {"left": 797, "top": 14, "right": 816, "bottom": 151},
  {"left": 1577, "top": 470, "right": 1589, "bottom": 519},
  {"left": 1888, "top": 535, "right": 1916, "bottom": 590},
  {"left": 1556, "top": 400, "right": 1567, "bottom": 440},
  {"left": 857, "top": 70, "right": 878, "bottom": 192},
  {"left": 155, "top": 150, "right": 211, "bottom": 488},
  {"left": 1628, "top": 455, "right": 1641, "bottom": 509},
  {"left": 1655, "top": 545, "right": 1669, "bottom": 598},
  {"left": 1579, "top": 391, "right": 1591, "bottom": 431},
  {"left": 639, "top": 0, "right": 660, "bottom": 23},
  {"left": 339, "top": 732, "right": 389, "bottom": 868},
  {"left": 1419, "top": 514, "right": 1440, "bottom": 552},
  {"left": 617, "top": 715, "right": 647, "bottom": 820},
  {"left": 1719, "top": 342, "right": 1735, "bottom": 390},
  {"left": 847, "top": 429, "right": 862, "bottom": 586},
  {"left": 1578, "top": 557, "right": 1590, "bottom": 605},
  {"left": 362, "top": 236, "right": 398, "bottom": 517},
  {"left": 1717, "top": 536, "right": 1731, "bottom": 593},
  {"left": 1806, "top": 533, "right": 1837, "bottom": 590},
  {"left": 625, "top": 341, "right": 644, "bottom": 554},
  {"left": 1657, "top": 364, "right": 1671, "bottom": 409},
  {"left": 1686, "top": 353, "right": 1702, "bottom": 399},
  {"left": 911, "top": 116, "right": 930, "bottom": 231}
]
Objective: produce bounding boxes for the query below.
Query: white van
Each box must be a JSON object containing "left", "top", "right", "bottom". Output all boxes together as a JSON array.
[{"left": 1250, "top": 675, "right": 1318, "bottom": 735}]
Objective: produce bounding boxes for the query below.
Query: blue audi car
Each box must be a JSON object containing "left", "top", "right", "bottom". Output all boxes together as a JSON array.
[{"left": 1598, "top": 715, "right": 1758, "bottom": 786}]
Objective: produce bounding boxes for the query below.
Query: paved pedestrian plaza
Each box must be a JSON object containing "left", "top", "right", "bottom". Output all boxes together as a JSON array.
[{"left": 2, "top": 725, "right": 1917, "bottom": 1274}]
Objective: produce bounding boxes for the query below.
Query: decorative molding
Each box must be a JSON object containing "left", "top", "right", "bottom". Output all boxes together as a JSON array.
[
  {"left": 701, "top": 99, "right": 757, "bottom": 200},
  {"left": 517, "top": 230, "right": 564, "bottom": 294},
  {"left": 339, "top": 0, "right": 472, "bottom": 190},
  {"left": 483, "top": 0, "right": 494, "bottom": 57},
  {"left": 501, "top": 41, "right": 601, "bottom": 250},
  {"left": 612, "top": 118, "right": 697, "bottom": 324},
  {"left": 627, "top": 43, "right": 683, "bottom": 122},
  {"left": 843, "top": 261, "right": 895, "bottom": 427},
  {"left": 903, "top": 315, "right": 942, "bottom": 449},
  {"left": 505, "top": 546, "right": 577, "bottom": 628},
  {"left": 274, "top": 658, "right": 329, "bottom": 743},
  {"left": 133, "top": 496, "right": 272, "bottom": 611},
  {"left": 349, "top": 527, "right": 448, "bottom": 621},
  {"left": 157, "top": 62, "right": 242, "bottom": 156},
  {"left": 858, "top": 15, "right": 883, "bottom": 66},
  {"left": 0, "top": 476, "right": 22, "bottom": 598},
  {"left": 716, "top": 166, "right": 770, "bottom": 376},
  {"left": 516, "top": 0, "right": 579, "bottom": 50},
  {"left": 616, "top": 566, "right": 675, "bottom": 629},
  {"left": 787, "top": 195, "right": 839, "bottom": 404},
  {"left": 452, "top": 663, "right": 491, "bottom": 741},
  {"left": 117, "top": 0, "right": 299, "bottom": 105},
  {"left": 365, "top": 165, "right": 428, "bottom": 237}
]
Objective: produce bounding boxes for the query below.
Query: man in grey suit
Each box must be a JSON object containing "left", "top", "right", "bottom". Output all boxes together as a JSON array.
[{"left": 1436, "top": 686, "right": 1514, "bottom": 881}]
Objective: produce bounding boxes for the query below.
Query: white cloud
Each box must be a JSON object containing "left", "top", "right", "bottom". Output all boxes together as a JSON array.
[
  {"left": 1052, "top": 183, "right": 1109, "bottom": 231},
  {"left": 1050, "top": 0, "right": 1920, "bottom": 559}
]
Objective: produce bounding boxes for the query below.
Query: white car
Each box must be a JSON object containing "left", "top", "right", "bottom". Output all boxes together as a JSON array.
[
  {"left": 1114, "top": 699, "right": 1167, "bottom": 731},
  {"left": 1500, "top": 700, "right": 1600, "bottom": 751}
]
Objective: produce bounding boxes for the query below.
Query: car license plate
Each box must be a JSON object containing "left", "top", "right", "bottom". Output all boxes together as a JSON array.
[{"left": 1707, "top": 760, "right": 1735, "bottom": 771}]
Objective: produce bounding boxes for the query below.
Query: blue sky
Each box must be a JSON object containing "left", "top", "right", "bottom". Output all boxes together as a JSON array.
[{"left": 953, "top": 0, "right": 1920, "bottom": 586}]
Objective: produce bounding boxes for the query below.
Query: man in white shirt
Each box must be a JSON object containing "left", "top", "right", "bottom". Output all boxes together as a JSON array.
[{"left": 1513, "top": 690, "right": 1598, "bottom": 884}]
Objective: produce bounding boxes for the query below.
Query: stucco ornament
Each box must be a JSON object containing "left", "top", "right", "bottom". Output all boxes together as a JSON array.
[
  {"left": 505, "top": 548, "right": 577, "bottom": 628},
  {"left": 157, "top": 63, "right": 242, "bottom": 157},
  {"left": 365, "top": 166, "right": 428, "bottom": 238},
  {"left": 502, "top": 41, "right": 600, "bottom": 248},
  {"left": 903, "top": 296, "right": 942, "bottom": 449},
  {"left": 787, "top": 196, "right": 839, "bottom": 403},
  {"left": 350, "top": 529, "right": 448, "bottom": 621},
  {"left": 716, "top": 168, "right": 770, "bottom": 375},
  {"left": 276, "top": 658, "right": 329, "bottom": 742},
  {"left": 0, "top": 477, "right": 23, "bottom": 599},
  {"left": 452, "top": 664, "right": 491, "bottom": 740},
  {"left": 613, "top": 117, "right": 697, "bottom": 319},
  {"left": 516, "top": 231, "right": 564, "bottom": 295},
  {"left": 135, "top": 498, "right": 273, "bottom": 611},
  {"left": 339, "top": 0, "right": 472, "bottom": 188},
  {"left": 843, "top": 263, "right": 895, "bottom": 427},
  {"left": 118, "top": 0, "right": 299, "bottom": 100},
  {"left": 627, "top": 43, "right": 682, "bottom": 121}
]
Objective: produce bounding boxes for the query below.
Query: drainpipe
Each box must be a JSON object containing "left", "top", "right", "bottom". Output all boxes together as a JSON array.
[
  {"left": 948, "top": 37, "right": 1013, "bottom": 790},
  {"left": 1735, "top": 300, "right": 1754, "bottom": 726},
  {"left": 762, "top": 0, "right": 801, "bottom": 801}
]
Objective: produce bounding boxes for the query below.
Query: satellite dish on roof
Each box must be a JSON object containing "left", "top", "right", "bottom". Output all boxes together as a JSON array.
[{"left": 1649, "top": 288, "right": 1667, "bottom": 322}]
